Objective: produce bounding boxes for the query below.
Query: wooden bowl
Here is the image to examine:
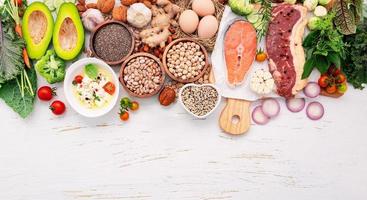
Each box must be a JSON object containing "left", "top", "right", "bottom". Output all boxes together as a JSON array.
[
  {"left": 90, "top": 20, "right": 135, "bottom": 66},
  {"left": 119, "top": 53, "right": 166, "bottom": 98},
  {"left": 162, "top": 38, "right": 209, "bottom": 83}
]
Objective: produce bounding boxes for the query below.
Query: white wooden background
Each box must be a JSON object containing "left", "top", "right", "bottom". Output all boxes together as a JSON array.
[{"left": 1, "top": 0, "right": 367, "bottom": 199}]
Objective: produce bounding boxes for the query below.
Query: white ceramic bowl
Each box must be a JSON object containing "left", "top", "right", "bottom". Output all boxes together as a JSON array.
[
  {"left": 64, "top": 58, "right": 120, "bottom": 118},
  {"left": 178, "top": 83, "right": 221, "bottom": 119}
]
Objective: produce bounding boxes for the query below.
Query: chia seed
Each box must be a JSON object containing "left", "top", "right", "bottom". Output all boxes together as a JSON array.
[{"left": 93, "top": 24, "right": 132, "bottom": 62}]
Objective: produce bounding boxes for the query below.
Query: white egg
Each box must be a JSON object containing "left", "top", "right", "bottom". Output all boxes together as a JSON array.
[
  {"left": 179, "top": 10, "right": 199, "bottom": 34},
  {"left": 198, "top": 15, "right": 219, "bottom": 39},
  {"left": 192, "top": 0, "right": 215, "bottom": 17}
]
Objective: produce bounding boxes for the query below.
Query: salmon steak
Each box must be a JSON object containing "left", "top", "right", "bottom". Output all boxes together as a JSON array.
[{"left": 224, "top": 20, "right": 257, "bottom": 87}]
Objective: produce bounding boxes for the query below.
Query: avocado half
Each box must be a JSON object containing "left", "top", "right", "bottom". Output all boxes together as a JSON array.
[
  {"left": 22, "top": 2, "right": 54, "bottom": 60},
  {"left": 53, "top": 3, "right": 84, "bottom": 61}
]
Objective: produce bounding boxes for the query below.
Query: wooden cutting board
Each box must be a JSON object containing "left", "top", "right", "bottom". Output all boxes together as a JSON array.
[{"left": 209, "top": 69, "right": 251, "bottom": 135}]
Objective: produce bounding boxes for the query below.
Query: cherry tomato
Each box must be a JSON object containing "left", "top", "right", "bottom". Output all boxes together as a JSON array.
[
  {"left": 37, "top": 86, "right": 56, "bottom": 101},
  {"left": 336, "top": 73, "right": 346, "bottom": 83},
  {"left": 130, "top": 101, "right": 139, "bottom": 111},
  {"left": 318, "top": 75, "right": 329, "bottom": 88},
  {"left": 50, "top": 100, "right": 66, "bottom": 115},
  {"left": 14, "top": 0, "right": 22, "bottom": 6},
  {"left": 333, "top": 68, "right": 341, "bottom": 76},
  {"left": 326, "top": 84, "right": 337, "bottom": 94},
  {"left": 120, "top": 111, "right": 129, "bottom": 121},
  {"left": 256, "top": 52, "right": 267, "bottom": 62},
  {"left": 337, "top": 83, "right": 347, "bottom": 93},
  {"left": 73, "top": 75, "right": 83, "bottom": 85},
  {"left": 103, "top": 82, "right": 116, "bottom": 95}
]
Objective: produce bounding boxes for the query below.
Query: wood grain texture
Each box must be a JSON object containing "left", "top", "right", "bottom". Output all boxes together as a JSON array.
[{"left": 219, "top": 99, "right": 251, "bottom": 135}]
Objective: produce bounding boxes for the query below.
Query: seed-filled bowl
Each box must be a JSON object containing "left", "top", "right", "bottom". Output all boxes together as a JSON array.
[
  {"left": 178, "top": 83, "right": 221, "bottom": 119},
  {"left": 90, "top": 20, "right": 134, "bottom": 66},
  {"left": 163, "top": 38, "right": 209, "bottom": 83},
  {"left": 119, "top": 53, "right": 165, "bottom": 98}
]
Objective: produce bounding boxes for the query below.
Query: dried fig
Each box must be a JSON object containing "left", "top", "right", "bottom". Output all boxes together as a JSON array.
[{"left": 159, "top": 87, "right": 176, "bottom": 106}]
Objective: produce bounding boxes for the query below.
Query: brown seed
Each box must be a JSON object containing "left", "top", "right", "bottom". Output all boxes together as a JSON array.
[{"left": 159, "top": 87, "right": 176, "bottom": 106}]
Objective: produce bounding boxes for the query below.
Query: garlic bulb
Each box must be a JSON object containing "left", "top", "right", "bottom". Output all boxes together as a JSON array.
[
  {"left": 127, "top": 3, "right": 152, "bottom": 28},
  {"left": 82, "top": 9, "right": 105, "bottom": 32}
]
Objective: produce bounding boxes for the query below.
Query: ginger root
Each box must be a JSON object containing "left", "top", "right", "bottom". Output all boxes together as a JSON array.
[
  {"left": 139, "top": 0, "right": 181, "bottom": 48},
  {"left": 140, "top": 27, "right": 171, "bottom": 48}
]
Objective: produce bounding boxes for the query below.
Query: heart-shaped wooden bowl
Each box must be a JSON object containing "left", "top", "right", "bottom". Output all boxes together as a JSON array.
[
  {"left": 162, "top": 38, "right": 209, "bottom": 83},
  {"left": 178, "top": 83, "right": 221, "bottom": 119},
  {"left": 119, "top": 53, "right": 166, "bottom": 98}
]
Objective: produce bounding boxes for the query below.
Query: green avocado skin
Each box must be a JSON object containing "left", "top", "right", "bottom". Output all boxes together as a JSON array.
[
  {"left": 22, "top": 2, "right": 54, "bottom": 60},
  {"left": 53, "top": 3, "right": 85, "bottom": 61}
]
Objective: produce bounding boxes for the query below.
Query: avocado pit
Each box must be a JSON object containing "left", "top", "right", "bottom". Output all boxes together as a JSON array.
[
  {"left": 28, "top": 11, "right": 47, "bottom": 45},
  {"left": 59, "top": 17, "right": 78, "bottom": 51}
]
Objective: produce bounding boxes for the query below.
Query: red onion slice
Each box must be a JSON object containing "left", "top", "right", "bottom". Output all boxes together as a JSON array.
[
  {"left": 252, "top": 106, "right": 270, "bottom": 125},
  {"left": 286, "top": 98, "right": 306, "bottom": 113},
  {"left": 304, "top": 82, "right": 321, "bottom": 98},
  {"left": 261, "top": 98, "right": 280, "bottom": 118},
  {"left": 306, "top": 101, "right": 324, "bottom": 120}
]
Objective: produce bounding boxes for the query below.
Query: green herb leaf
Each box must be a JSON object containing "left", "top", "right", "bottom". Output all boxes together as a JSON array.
[
  {"left": 315, "top": 56, "right": 330, "bottom": 74},
  {"left": 327, "top": 52, "right": 341, "bottom": 67},
  {"left": 302, "top": 57, "right": 316, "bottom": 79},
  {"left": 303, "top": 31, "right": 319, "bottom": 47},
  {"left": 85, "top": 64, "right": 98, "bottom": 80}
]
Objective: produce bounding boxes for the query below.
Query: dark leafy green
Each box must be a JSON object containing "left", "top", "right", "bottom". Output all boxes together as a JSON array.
[
  {"left": 0, "top": 11, "right": 25, "bottom": 85},
  {"left": 343, "top": 18, "right": 367, "bottom": 89},
  {"left": 0, "top": 67, "right": 37, "bottom": 118},
  {"left": 302, "top": 13, "right": 346, "bottom": 79},
  {"left": 333, "top": 0, "right": 363, "bottom": 35}
]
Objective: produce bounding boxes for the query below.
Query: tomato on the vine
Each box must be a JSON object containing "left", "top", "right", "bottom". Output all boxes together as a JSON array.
[
  {"left": 337, "top": 83, "right": 348, "bottom": 93},
  {"left": 318, "top": 75, "right": 329, "bottom": 88},
  {"left": 326, "top": 84, "right": 337, "bottom": 94},
  {"left": 336, "top": 74, "right": 346, "bottom": 83}
]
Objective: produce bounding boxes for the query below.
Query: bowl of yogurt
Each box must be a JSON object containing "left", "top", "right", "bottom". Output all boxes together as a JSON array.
[{"left": 64, "top": 58, "right": 120, "bottom": 117}]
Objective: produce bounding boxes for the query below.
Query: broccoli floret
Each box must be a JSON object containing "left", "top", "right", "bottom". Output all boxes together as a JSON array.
[{"left": 35, "top": 50, "right": 65, "bottom": 84}]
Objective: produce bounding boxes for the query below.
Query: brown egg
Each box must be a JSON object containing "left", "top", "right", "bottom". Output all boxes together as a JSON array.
[
  {"left": 192, "top": 0, "right": 215, "bottom": 17},
  {"left": 179, "top": 10, "right": 199, "bottom": 34},
  {"left": 198, "top": 15, "right": 219, "bottom": 39}
]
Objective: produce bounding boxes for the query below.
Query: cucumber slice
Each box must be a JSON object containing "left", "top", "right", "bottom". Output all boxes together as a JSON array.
[{"left": 44, "top": 0, "right": 56, "bottom": 11}]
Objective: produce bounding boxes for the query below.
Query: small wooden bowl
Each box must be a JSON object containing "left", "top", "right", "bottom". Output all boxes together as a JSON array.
[
  {"left": 119, "top": 53, "right": 166, "bottom": 98},
  {"left": 162, "top": 38, "right": 209, "bottom": 83},
  {"left": 90, "top": 20, "right": 135, "bottom": 66}
]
